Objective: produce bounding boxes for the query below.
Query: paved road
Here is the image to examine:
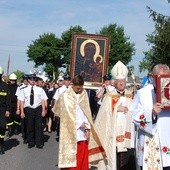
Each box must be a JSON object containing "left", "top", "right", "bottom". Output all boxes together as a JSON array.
[
  {"left": 0, "top": 131, "right": 59, "bottom": 170},
  {"left": 0, "top": 132, "right": 96, "bottom": 170}
]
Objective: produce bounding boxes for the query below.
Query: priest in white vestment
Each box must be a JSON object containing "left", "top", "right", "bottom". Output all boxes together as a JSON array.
[{"left": 130, "top": 64, "right": 170, "bottom": 170}]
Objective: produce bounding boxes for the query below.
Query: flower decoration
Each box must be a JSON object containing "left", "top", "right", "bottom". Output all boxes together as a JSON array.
[
  {"left": 156, "top": 147, "right": 159, "bottom": 152},
  {"left": 162, "top": 146, "right": 170, "bottom": 155},
  {"left": 157, "top": 159, "right": 160, "bottom": 164},
  {"left": 144, "top": 158, "right": 148, "bottom": 163},
  {"left": 140, "top": 114, "right": 145, "bottom": 120},
  {"left": 139, "top": 114, "right": 147, "bottom": 127},
  {"left": 145, "top": 140, "right": 149, "bottom": 145}
]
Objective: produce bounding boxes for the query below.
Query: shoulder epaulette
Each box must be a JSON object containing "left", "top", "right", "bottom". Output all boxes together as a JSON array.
[{"left": 20, "top": 85, "right": 28, "bottom": 90}]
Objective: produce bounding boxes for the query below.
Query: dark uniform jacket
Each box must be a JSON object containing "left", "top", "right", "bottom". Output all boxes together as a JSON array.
[
  {"left": 8, "top": 83, "right": 18, "bottom": 107},
  {"left": 0, "top": 79, "right": 11, "bottom": 112}
]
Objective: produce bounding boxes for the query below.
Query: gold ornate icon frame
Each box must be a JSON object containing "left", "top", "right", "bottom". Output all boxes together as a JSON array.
[{"left": 70, "top": 33, "right": 110, "bottom": 89}]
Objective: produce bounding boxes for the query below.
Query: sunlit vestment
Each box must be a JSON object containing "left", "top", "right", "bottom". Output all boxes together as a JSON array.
[
  {"left": 130, "top": 84, "right": 170, "bottom": 169},
  {"left": 89, "top": 89, "right": 134, "bottom": 170},
  {"left": 52, "top": 87, "right": 103, "bottom": 168}
]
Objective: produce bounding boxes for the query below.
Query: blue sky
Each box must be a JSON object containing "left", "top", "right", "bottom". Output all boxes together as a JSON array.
[{"left": 0, "top": 0, "right": 169, "bottom": 78}]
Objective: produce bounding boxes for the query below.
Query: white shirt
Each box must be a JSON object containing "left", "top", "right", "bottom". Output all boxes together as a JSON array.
[
  {"left": 53, "top": 85, "right": 68, "bottom": 101},
  {"left": 97, "top": 85, "right": 115, "bottom": 105},
  {"left": 75, "top": 94, "right": 91, "bottom": 142},
  {"left": 16, "top": 83, "right": 28, "bottom": 100},
  {"left": 20, "top": 85, "right": 48, "bottom": 108}
]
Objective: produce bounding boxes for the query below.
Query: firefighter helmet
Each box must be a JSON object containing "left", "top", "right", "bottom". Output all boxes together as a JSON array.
[{"left": 9, "top": 73, "right": 17, "bottom": 80}]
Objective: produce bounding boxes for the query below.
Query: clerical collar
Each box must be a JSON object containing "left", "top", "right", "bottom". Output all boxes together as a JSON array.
[
  {"left": 75, "top": 90, "right": 83, "bottom": 94},
  {"left": 116, "top": 90, "right": 125, "bottom": 96}
]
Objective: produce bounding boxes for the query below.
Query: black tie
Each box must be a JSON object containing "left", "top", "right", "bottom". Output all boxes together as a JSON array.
[{"left": 30, "top": 86, "right": 34, "bottom": 105}]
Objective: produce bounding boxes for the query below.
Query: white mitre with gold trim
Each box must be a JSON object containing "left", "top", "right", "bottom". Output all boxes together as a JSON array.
[{"left": 111, "top": 60, "right": 128, "bottom": 80}]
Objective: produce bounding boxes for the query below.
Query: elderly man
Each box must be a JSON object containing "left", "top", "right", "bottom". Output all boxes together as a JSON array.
[
  {"left": 130, "top": 64, "right": 170, "bottom": 170},
  {"left": 93, "top": 61, "right": 136, "bottom": 170}
]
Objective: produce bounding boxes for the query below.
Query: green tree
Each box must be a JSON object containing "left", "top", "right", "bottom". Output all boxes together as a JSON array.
[
  {"left": 127, "top": 65, "right": 135, "bottom": 77},
  {"left": 98, "top": 23, "right": 136, "bottom": 71},
  {"left": 27, "top": 33, "right": 64, "bottom": 78},
  {"left": 61, "top": 25, "right": 86, "bottom": 72},
  {"left": 13, "top": 70, "right": 24, "bottom": 83},
  {"left": 27, "top": 27, "right": 86, "bottom": 79},
  {"left": 27, "top": 24, "right": 135, "bottom": 79},
  {"left": 139, "top": 5, "right": 170, "bottom": 72}
]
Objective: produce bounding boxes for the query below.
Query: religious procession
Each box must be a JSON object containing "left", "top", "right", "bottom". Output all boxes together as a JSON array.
[{"left": 1, "top": 32, "right": 170, "bottom": 170}]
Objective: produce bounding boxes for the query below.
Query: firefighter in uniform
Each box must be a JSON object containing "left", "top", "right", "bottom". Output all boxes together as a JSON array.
[
  {"left": 7, "top": 73, "right": 20, "bottom": 137},
  {"left": 20, "top": 75, "right": 48, "bottom": 149},
  {"left": 0, "top": 66, "right": 11, "bottom": 154},
  {"left": 16, "top": 75, "right": 29, "bottom": 144}
]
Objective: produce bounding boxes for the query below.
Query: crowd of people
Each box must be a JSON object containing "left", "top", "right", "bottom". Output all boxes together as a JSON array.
[
  {"left": 0, "top": 68, "right": 72, "bottom": 153},
  {"left": 0, "top": 60, "right": 170, "bottom": 170}
]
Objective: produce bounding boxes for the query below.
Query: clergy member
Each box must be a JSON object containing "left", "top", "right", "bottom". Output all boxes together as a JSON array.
[
  {"left": 92, "top": 61, "right": 136, "bottom": 170},
  {"left": 130, "top": 64, "right": 170, "bottom": 170},
  {"left": 52, "top": 75, "right": 103, "bottom": 169}
]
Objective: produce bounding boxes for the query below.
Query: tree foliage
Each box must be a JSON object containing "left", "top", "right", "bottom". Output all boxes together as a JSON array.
[
  {"left": 27, "top": 24, "right": 135, "bottom": 79},
  {"left": 27, "top": 33, "right": 64, "bottom": 77},
  {"left": 27, "top": 26, "right": 86, "bottom": 78},
  {"left": 61, "top": 25, "right": 86, "bottom": 72},
  {"left": 98, "top": 24, "right": 135, "bottom": 69},
  {"left": 139, "top": 5, "right": 170, "bottom": 72},
  {"left": 14, "top": 70, "right": 24, "bottom": 83}
]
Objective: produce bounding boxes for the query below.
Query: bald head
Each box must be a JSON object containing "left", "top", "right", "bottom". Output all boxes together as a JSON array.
[
  {"left": 152, "top": 64, "right": 170, "bottom": 76},
  {"left": 152, "top": 64, "right": 170, "bottom": 87}
]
